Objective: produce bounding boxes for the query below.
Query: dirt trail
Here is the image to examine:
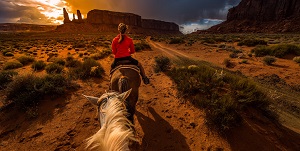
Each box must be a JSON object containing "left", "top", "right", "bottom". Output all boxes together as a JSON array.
[
  {"left": 146, "top": 38, "right": 192, "bottom": 59},
  {"left": 1, "top": 38, "right": 300, "bottom": 151}
]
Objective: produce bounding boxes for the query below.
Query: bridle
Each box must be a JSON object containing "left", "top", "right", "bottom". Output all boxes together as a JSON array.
[{"left": 97, "top": 92, "right": 128, "bottom": 127}]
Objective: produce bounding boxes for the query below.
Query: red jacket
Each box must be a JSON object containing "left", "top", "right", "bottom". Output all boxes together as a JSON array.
[{"left": 111, "top": 35, "right": 135, "bottom": 58}]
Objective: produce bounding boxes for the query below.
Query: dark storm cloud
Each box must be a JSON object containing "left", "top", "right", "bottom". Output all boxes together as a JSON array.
[
  {"left": 65, "top": 0, "right": 241, "bottom": 24},
  {"left": 0, "top": 0, "right": 54, "bottom": 24},
  {"left": 0, "top": 0, "right": 241, "bottom": 26}
]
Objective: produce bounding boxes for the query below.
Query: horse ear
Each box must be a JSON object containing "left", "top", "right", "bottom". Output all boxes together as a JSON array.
[
  {"left": 118, "top": 89, "right": 132, "bottom": 101},
  {"left": 82, "top": 94, "right": 99, "bottom": 106}
]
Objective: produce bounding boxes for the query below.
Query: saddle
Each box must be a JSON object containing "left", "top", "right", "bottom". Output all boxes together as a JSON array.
[
  {"left": 110, "top": 60, "right": 140, "bottom": 76},
  {"left": 115, "top": 60, "right": 134, "bottom": 66}
]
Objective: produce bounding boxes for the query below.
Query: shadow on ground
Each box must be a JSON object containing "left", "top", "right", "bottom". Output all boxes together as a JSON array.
[{"left": 136, "top": 107, "right": 191, "bottom": 151}]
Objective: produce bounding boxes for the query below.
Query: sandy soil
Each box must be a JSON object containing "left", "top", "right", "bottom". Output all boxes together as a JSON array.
[
  {"left": 1, "top": 38, "right": 300, "bottom": 151},
  {"left": 150, "top": 39, "right": 300, "bottom": 86}
]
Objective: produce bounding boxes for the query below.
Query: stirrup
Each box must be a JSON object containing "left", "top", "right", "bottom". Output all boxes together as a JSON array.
[{"left": 142, "top": 77, "right": 150, "bottom": 84}]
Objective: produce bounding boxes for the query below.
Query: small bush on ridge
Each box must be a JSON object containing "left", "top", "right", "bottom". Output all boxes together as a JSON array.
[
  {"left": 65, "top": 56, "right": 81, "bottom": 67},
  {"left": 90, "top": 49, "right": 111, "bottom": 60},
  {"left": 2, "top": 49, "right": 12, "bottom": 56},
  {"left": 53, "top": 58, "right": 66, "bottom": 66},
  {"left": 17, "top": 55, "right": 35, "bottom": 65},
  {"left": 31, "top": 60, "right": 46, "bottom": 71},
  {"left": 252, "top": 44, "right": 300, "bottom": 58},
  {"left": 238, "top": 39, "right": 268, "bottom": 47},
  {"left": 263, "top": 56, "right": 276, "bottom": 65},
  {"left": 5, "top": 74, "right": 77, "bottom": 111},
  {"left": 70, "top": 58, "right": 104, "bottom": 79},
  {"left": 134, "top": 41, "right": 151, "bottom": 51},
  {"left": 45, "top": 63, "right": 64, "bottom": 74},
  {"left": 0, "top": 70, "right": 18, "bottom": 89},
  {"left": 4, "top": 52, "right": 14, "bottom": 56},
  {"left": 169, "top": 38, "right": 185, "bottom": 44},
  {"left": 223, "top": 58, "right": 233, "bottom": 68},
  {"left": 3, "top": 61, "right": 23, "bottom": 70},
  {"left": 154, "top": 56, "right": 171, "bottom": 73},
  {"left": 293, "top": 56, "right": 300, "bottom": 64}
]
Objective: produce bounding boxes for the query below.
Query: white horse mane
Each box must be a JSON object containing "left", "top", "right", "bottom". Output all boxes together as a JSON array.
[{"left": 85, "top": 92, "right": 136, "bottom": 151}]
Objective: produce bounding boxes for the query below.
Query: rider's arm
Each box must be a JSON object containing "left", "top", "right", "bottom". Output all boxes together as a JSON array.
[
  {"left": 129, "top": 40, "right": 135, "bottom": 54},
  {"left": 112, "top": 38, "right": 117, "bottom": 55}
]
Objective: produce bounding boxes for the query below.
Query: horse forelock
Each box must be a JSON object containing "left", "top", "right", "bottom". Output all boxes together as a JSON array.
[{"left": 86, "top": 93, "right": 136, "bottom": 151}]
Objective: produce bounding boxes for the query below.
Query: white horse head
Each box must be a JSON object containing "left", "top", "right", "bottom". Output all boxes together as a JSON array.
[{"left": 83, "top": 89, "right": 136, "bottom": 151}]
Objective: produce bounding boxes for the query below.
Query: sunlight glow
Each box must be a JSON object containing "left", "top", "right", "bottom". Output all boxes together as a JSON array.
[{"left": 34, "top": 0, "right": 71, "bottom": 24}]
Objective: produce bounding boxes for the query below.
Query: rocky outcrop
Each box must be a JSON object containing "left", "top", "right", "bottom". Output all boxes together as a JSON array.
[
  {"left": 57, "top": 9, "right": 180, "bottom": 34},
  {"left": 72, "top": 14, "right": 76, "bottom": 21},
  {"left": 203, "top": 0, "right": 300, "bottom": 33},
  {"left": 77, "top": 10, "right": 83, "bottom": 21},
  {"left": 141, "top": 19, "right": 179, "bottom": 31},
  {"left": 87, "top": 9, "right": 142, "bottom": 27},
  {"left": 227, "top": 0, "right": 300, "bottom": 21},
  {"left": 63, "top": 8, "right": 70, "bottom": 24}
]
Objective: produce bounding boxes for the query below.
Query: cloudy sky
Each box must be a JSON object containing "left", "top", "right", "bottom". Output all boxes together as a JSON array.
[{"left": 0, "top": 0, "right": 241, "bottom": 33}]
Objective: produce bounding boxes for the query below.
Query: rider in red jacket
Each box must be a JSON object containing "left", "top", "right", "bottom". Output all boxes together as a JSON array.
[{"left": 111, "top": 23, "right": 150, "bottom": 84}]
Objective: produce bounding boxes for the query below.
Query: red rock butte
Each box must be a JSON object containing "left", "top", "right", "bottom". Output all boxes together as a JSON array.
[
  {"left": 56, "top": 8, "right": 181, "bottom": 34},
  {"left": 199, "top": 0, "right": 300, "bottom": 33}
]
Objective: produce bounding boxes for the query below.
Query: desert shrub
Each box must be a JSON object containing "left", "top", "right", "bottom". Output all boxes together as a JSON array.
[
  {"left": 4, "top": 52, "right": 14, "bottom": 56},
  {"left": 237, "top": 39, "right": 267, "bottom": 47},
  {"left": 229, "top": 52, "right": 238, "bottom": 58},
  {"left": 134, "top": 41, "right": 151, "bottom": 52},
  {"left": 252, "top": 44, "right": 300, "bottom": 58},
  {"left": 53, "top": 58, "right": 66, "bottom": 66},
  {"left": 17, "top": 55, "right": 35, "bottom": 65},
  {"left": 45, "top": 63, "right": 64, "bottom": 74},
  {"left": 218, "top": 44, "right": 226, "bottom": 49},
  {"left": 201, "top": 38, "right": 216, "bottom": 44},
  {"left": 73, "top": 41, "right": 85, "bottom": 48},
  {"left": 169, "top": 37, "right": 185, "bottom": 44},
  {"left": 252, "top": 45, "right": 271, "bottom": 57},
  {"left": 5, "top": 74, "right": 77, "bottom": 111},
  {"left": 5, "top": 74, "right": 42, "bottom": 110},
  {"left": 154, "top": 56, "right": 171, "bottom": 73},
  {"left": 263, "top": 56, "right": 276, "bottom": 65},
  {"left": 241, "top": 59, "right": 248, "bottom": 64},
  {"left": 3, "top": 61, "right": 23, "bottom": 70},
  {"left": 2, "top": 49, "right": 12, "bottom": 56},
  {"left": 168, "top": 64, "right": 272, "bottom": 131},
  {"left": 186, "top": 39, "right": 196, "bottom": 46},
  {"left": 37, "top": 74, "right": 75, "bottom": 95},
  {"left": 0, "top": 70, "right": 18, "bottom": 89},
  {"left": 70, "top": 58, "right": 104, "bottom": 79},
  {"left": 270, "top": 44, "right": 300, "bottom": 58},
  {"left": 293, "top": 56, "right": 300, "bottom": 64},
  {"left": 31, "top": 60, "right": 46, "bottom": 71},
  {"left": 90, "top": 49, "right": 111, "bottom": 60},
  {"left": 223, "top": 58, "right": 233, "bottom": 68},
  {"left": 65, "top": 56, "right": 81, "bottom": 67}
]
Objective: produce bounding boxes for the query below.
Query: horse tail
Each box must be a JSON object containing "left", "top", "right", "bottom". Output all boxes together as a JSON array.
[{"left": 118, "top": 76, "right": 129, "bottom": 93}]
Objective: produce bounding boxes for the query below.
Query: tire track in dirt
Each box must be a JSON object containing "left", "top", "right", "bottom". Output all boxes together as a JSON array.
[{"left": 146, "top": 37, "right": 193, "bottom": 60}]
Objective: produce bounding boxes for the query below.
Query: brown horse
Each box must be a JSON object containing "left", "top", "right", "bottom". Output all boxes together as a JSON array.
[
  {"left": 82, "top": 65, "right": 141, "bottom": 150},
  {"left": 110, "top": 65, "right": 141, "bottom": 123}
]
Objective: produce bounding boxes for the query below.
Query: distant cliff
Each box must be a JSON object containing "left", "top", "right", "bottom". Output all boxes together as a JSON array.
[
  {"left": 0, "top": 23, "right": 56, "bottom": 32},
  {"left": 202, "top": 0, "right": 300, "bottom": 33},
  {"left": 56, "top": 9, "right": 181, "bottom": 34}
]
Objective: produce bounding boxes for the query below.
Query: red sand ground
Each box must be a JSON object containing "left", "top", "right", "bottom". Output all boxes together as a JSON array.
[{"left": 1, "top": 38, "right": 300, "bottom": 151}]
